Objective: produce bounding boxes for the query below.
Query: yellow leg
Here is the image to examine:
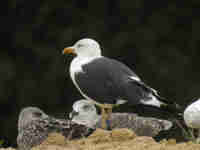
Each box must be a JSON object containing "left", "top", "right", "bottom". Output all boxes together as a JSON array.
[
  {"left": 89, "top": 101, "right": 116, "bottom": 129},
  {"left": 101, "top": 107, "right": 107, "bottom": 129},
  {"left": 107, "top": 107, "right": 112, "bottom": 129},
  {"left": 94, "top": 103, "right": 113, "bottom": 129}
]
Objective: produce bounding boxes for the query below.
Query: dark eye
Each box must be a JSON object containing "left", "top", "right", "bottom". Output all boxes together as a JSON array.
[
  {"left": 77, "top": 44, "right": 83, "bottom": 48},
  {"left": 33, "top": 111, "right": 42, "bottom": 117},
  {"left": 83, "top": 105, "right": 90, "bottom": 110}
]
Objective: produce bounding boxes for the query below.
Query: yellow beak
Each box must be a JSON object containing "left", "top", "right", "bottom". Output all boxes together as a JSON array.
[{"left": 62, "top": 47, "right": 76, "bottom": 55}]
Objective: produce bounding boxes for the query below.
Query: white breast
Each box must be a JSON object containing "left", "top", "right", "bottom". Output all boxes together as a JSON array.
[{"left": 69, "top": 56, "right": 101, "bottom": 101}]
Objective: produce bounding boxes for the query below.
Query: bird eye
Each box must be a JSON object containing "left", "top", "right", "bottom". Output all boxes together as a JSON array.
[
  {"left": 83, "top": 105, "right": 90, "bottom": 110},
  {"left": 33, "top": 112, "right": 42, "bottom": 117},
  {"left": 77, "top": 44, "right": 83, "bottom": 48}
]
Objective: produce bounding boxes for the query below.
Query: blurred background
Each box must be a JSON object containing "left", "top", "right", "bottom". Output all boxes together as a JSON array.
[{"left": 1, "top": 0, "right": 200, "bottom": 147}]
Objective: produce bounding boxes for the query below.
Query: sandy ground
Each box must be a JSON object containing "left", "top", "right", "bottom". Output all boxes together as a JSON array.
[{"left": 1, "top": 128, "right": 200, "bottom": 150}]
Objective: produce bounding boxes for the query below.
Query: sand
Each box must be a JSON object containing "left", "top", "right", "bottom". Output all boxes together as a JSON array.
[{"left": 1, "top": 128, "right": 200, "bottom": 150}]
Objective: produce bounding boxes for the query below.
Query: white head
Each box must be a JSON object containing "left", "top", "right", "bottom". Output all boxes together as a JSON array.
[
  {"left": 63, "top": 38, "right": 102, "bottom": 57},
  {"left": 69, "top": 100, "right": 100, "bottom": 128},
  {"left": 184, "top": 98, "right": 200, "bottom": 128}
]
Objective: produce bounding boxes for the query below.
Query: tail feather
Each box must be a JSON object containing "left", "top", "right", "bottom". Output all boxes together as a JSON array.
[
  {"left": 140, "top": 93, "right": 165, "bottom": 108},
  {"left": 132, "top": 80, "right": 183, "bottom": 116},
  {"left": 159, "top": 100, "right": 183, "bottom": 119},
  {"left": 151, "top": 90, "right": 184, "bottom": 115}
]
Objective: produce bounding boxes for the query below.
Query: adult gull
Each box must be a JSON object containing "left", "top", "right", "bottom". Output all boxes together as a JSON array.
[{"left": 63, "top": 38, "right": 180, "bottom": 129}]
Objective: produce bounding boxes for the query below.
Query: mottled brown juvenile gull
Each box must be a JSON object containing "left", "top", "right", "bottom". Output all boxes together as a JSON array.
[
  {"left": 17, "top": 107, "right": 93, "bottom": 150},
  {"left": 70, "top": 100, "right": 173, "bottom": 137},
  {"left": 63, "top": 38, "right": 180, "bottom": 129}
]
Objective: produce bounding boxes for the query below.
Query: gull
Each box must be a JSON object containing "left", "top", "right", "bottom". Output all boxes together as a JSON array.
[
  {"left": 17, "top": 107, "right": 93, "bottom": 150},
  {"left": 63, "top": 38, "right": 180, "bottom": 129},
  {"left": 70, "top": 100, "right": 173, "bottom": 137}
]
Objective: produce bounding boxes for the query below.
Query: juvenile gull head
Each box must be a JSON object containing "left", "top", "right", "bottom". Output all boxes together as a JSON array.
[{"left": 70, "top": 100, "right": 100, "bottom": 128}]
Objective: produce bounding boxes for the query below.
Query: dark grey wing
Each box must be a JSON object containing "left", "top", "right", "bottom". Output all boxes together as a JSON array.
[
  {"left": 74, "top": 57, "right": 126, "bottom": 104},
  {"left": 106, "top": 58, "right": 169, "bottom": 105},
  {"left": 108, "top": 113, "right": 173, "bottom": 137},
  {"left": 75, "top": 56, "right": 159, "bottom": 105},
  {"left": 75, "top": 57, "right": 141, "bottom": 104}
]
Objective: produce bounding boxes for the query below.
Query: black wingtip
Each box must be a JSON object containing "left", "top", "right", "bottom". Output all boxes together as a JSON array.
[{"left": 160, "top": 102, "right": 184, "bottom": 118}]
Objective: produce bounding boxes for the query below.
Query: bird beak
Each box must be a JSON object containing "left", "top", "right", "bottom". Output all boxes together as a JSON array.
[
  {"left": 62, "top": 47, "right": 76, "bottom": 55},
  {"left": 69, "top": 110, "right": 79, "bottom": 119}
]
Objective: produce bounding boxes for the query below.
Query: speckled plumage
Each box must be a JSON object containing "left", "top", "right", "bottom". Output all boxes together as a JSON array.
[
  {"left": 97, "top": 113, "right": 173, "bottom": 137},
  {"left": 17, "top": 107, "right": 93, "bottom": 150},
  {"left": 71, "top": 100, "right": 173, "bottom": 137}
]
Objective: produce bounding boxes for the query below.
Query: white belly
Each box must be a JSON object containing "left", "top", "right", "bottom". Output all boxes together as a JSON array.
[{"left": 69, "top": 57, "right": 95, "bottom": 101}]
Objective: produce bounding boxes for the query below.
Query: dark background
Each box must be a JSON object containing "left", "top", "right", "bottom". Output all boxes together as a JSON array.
[{"left": 1, "top": 0, "right": 200, "bottom": 147}]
